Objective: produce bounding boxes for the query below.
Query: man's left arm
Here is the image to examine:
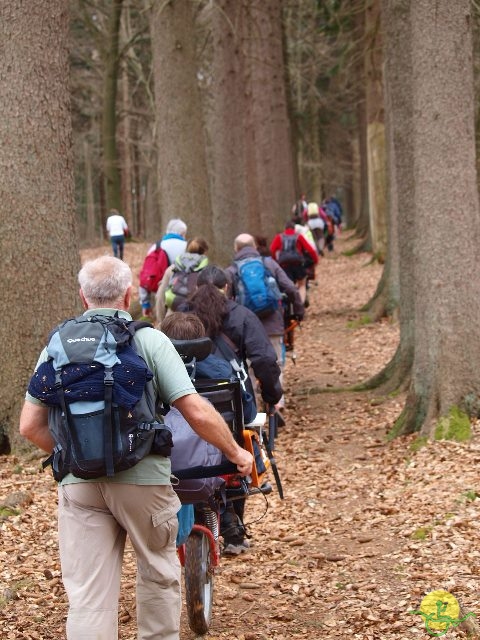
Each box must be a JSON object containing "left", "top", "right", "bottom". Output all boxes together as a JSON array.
[{"left": 19, "top": 401, "right": 54, "bottom": 453}]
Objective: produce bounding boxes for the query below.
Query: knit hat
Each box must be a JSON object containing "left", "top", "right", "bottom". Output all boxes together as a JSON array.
[{"left": 307, "top": 202, "right": 319, "bottom": 217}]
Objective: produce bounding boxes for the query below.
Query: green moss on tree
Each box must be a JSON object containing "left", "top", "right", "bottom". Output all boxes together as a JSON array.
[{"left": 434, "top": 406, "right": 472, "bottom": 442}]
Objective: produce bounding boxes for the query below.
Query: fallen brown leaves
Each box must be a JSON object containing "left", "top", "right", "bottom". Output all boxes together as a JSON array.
[{"left": 2, "top": 233, "right": 480, "bottom": 639}]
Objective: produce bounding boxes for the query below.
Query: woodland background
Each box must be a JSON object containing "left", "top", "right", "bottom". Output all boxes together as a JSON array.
[{"left": 2, "top": 0, "right": 480, "bottom": 452}]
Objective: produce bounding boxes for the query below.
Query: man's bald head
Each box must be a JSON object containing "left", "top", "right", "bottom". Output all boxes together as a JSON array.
[{"left": 234, "top": 233, "right": 256, "bottom": 252}]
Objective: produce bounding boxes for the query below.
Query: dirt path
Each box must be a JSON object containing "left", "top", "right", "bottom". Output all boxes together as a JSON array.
[{"left": 2, "top": 233, "right": 480, "bottom": 639}]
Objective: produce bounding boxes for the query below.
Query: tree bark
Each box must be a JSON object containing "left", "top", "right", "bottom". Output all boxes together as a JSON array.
[
  {"left": 150, "top": 0, "right": 213, "bottom": 245},
  {"left": 365, "top": 0, "right": 387, "bottom": 257},
  {"left": 242, "top": 0, "right": 297, "bottom": 239},
  {"left": 382, "top": 0, "right": 480, "bottom": 435},
  {"left": 407, "top": 0, "right": 480, "bottom": 434},
  {"left": 205, "top": 0, "right": 250, "bottom": 263},
  {"left": 0, "top": 0, "right": 79, "bottom": 450},
  {"left": 102, "top": 0, "right": 124, "bottom": 212}
]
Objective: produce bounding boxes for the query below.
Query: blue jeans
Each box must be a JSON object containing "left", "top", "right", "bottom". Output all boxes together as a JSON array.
[{"left": 110, "top": 235, "right": 125, "bottom": 259}]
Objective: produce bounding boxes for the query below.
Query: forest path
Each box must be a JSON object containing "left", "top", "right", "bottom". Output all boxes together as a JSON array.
[{"left": 2, "top": 232, "right": 480, "bottom": 639}]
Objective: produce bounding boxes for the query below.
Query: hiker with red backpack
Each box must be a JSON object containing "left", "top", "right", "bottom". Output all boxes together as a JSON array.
[
  {"left": 270, "top": 219, "right": 318, "bottom": 304},
  {"left": 138, "top": 218, "right": 188, "bottom": 317}
]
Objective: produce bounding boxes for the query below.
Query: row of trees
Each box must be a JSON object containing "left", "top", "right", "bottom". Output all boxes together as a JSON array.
[{"left": 1, "top": 0, "right": 480, "bottom": 450}]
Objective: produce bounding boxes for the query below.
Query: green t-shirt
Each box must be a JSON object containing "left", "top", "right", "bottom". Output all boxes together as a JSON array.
[{"left": 26, "top": 308, "right": 196, "bottom": 485}]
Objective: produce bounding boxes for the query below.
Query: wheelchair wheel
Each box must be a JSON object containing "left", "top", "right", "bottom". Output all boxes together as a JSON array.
[{"left": 184, "top": 530, "right": 214, "bottom": 635}]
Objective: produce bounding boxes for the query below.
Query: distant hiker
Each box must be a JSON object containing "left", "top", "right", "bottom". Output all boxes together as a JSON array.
[
  {"left": 291, "top": 194, "right": 308, "bottom": 224},
  {"left": 155, "top": 237, "right": 209, "bottom": 322},
  {"left": 19, "top": 255, "right": 252, "bottom": 639},
  {"left": 322, "top": 196, "right": 343, "bottom": 252},
  {"left": 105, "top": 209, "right": 129, "bottom": 260},
  {"left": 138, "top": 218, "right": 188, "bottom": 317},
  {"left": 270, "top": 220, "right": 318, "bottom": 304},
  {"left": 225, "top": 233, "right": 304, "bottom": 412},
  {"left": 306, "top": 202, "right": 326, "bottom": 255}
]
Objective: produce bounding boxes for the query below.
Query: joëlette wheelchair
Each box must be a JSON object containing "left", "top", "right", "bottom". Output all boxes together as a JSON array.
[{"left": 170, "top": 337, "right": 283, "bottom": 635}]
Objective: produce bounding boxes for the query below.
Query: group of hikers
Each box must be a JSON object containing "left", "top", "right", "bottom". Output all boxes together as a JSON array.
[{"left": 19, "top": 196, "right": 342, "bottom": 640}]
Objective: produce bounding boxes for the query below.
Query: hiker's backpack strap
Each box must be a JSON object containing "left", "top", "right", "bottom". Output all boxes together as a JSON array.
[{"left": 103, "top": 366, "right": 115, "bottom": 477}]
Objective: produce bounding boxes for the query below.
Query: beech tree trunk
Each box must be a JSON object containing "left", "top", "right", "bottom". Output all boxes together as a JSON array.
[
  {"left": 0, "top": 1, "right": 79, "bottom": 450},
  {"left": 150, "top": 0, "right": 212, "bottom": 245},
  {"left": 365, "top": 0, "right": 387, "bottom": 257},
  {"left": 206, "top": 0, "right": 250, "bottom": 262},
  {"left": 102, "top": 0, "right": 123, "bottom": 212},
  {"left": 384, "top": 0, "right": 480, "bottom": 435},
  {"left": 243, "top": 0, "right": 297, "bottom": 239}
]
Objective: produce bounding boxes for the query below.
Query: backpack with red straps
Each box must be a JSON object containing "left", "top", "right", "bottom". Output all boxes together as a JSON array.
[{"left": 139, "top": 242, "right": 170, "bottom": 293}]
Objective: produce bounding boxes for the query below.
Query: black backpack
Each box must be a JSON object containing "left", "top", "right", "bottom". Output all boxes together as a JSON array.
[
  {"left": 28, "top": 314, "right": 172, "bottom": 481},
  {"left": 278, "top": 233, "right": 303, "bottom": 267}
]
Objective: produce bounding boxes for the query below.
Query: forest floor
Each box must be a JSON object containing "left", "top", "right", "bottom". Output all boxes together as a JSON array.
[{"left": 3, "top": 232, "right": 480, "bottom": 639}]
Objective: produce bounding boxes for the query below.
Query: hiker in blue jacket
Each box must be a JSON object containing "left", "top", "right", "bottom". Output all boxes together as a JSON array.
[{"left": 139, "top": 218, "right": 188, "bottom": 316}]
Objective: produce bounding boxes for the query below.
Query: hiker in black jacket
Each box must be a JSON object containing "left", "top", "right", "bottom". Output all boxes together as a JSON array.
[{"left": 183, "top": 265, "right": 282, "bottom": 554}]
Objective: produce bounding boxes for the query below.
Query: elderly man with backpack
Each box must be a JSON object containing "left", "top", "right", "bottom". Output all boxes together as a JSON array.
[
  {"left": 19, "top": 256, "right": 252, "bottom": 640},
  {"left": 225, "top": 233, "right": 304, "bottom": 412}
]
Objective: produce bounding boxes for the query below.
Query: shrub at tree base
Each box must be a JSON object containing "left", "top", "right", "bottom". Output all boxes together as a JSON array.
[{"left": 434, "top": 406, "right": 472, "bottom": 442}]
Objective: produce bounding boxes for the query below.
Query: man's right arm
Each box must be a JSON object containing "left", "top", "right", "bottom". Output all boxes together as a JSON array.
[
  {"left": 172, "top": 393, "right": 253, "bottom": 477},
  {"left": 19, "top": 401, "right": 53, "bottom": 453}
]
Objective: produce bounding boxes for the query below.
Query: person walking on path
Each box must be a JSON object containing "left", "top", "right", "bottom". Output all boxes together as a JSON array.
[
  {"left": 105, "top": 209, "right": 129, "bottom": 260},
  {"left": 182, "top": 265, "right": 282, "bottom": 553},
  {"left": 225, "top": 233, "right": 304, "bottom": 411},
  {"left": 19, "top": 255, "right": 252, "bottom": 640},
  {"left": 138, "top": 218, "right": 188, "bottom": 317},
  {"left": 155, "top": 237, "right": 209, "bottom": 322},
  {"left": 270, "top": 220, "right": 318, "bottom": 304}
]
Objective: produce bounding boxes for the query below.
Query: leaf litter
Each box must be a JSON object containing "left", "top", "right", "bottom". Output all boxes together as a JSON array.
[{"left": 2, "top": 232, "right": 480, "bottom": 638}]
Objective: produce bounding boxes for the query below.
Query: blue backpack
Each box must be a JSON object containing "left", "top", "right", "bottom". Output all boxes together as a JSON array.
[{"left": 234, "top": 257, "right": 282, "bottom": 318}]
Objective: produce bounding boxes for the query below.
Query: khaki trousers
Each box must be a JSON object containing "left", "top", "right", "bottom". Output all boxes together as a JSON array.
[{"left": 58, "top": 482, "right": 181, "bottom": 640}]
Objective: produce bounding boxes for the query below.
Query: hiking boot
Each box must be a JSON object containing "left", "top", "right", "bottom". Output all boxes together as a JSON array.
[{"left": 222, "top": 540, "right": 250, "bottom": 556}]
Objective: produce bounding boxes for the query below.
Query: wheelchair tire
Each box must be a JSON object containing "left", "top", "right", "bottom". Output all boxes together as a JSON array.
[{"left": 184, "top": 530, "right": 214, "bottom": 635}]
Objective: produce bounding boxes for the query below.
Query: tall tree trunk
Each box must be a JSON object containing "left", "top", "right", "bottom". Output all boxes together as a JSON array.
[
  {"left": 365, "top": 0, "right": 387, "bottom": 257},
  {"left": 353, "top": 6, "right": 371, "bottom": 244},
  {"left": 0, "top": 1, "right": 79, "bottom": 450},
  {"left": 102, "top": 0, "right": 123, "bottom": 212},
  {"left": 386, "top": 0, "right": 480, "bottom": 435},
  {"left": 150, "top": 0, "right": 212, "bottom": 245},
  {"left": 83, "top": 138, "right": 96, "bottom": 245},
  {"left": 243, "top": 0, "right": 297, "bottom": 239},
  {"left": 119, "top": 62, "right": 133, "bottom": 230},
  {"left": 362, "top": 0, "right": 416, "bottom": 396},
  {"left": 206, "top": 0, "right": 250, "bottom": 263}
]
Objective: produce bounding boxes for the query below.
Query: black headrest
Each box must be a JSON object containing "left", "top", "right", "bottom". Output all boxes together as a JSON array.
[{"left": 171, "top": 337, "right": 213, "bottom": 362}]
